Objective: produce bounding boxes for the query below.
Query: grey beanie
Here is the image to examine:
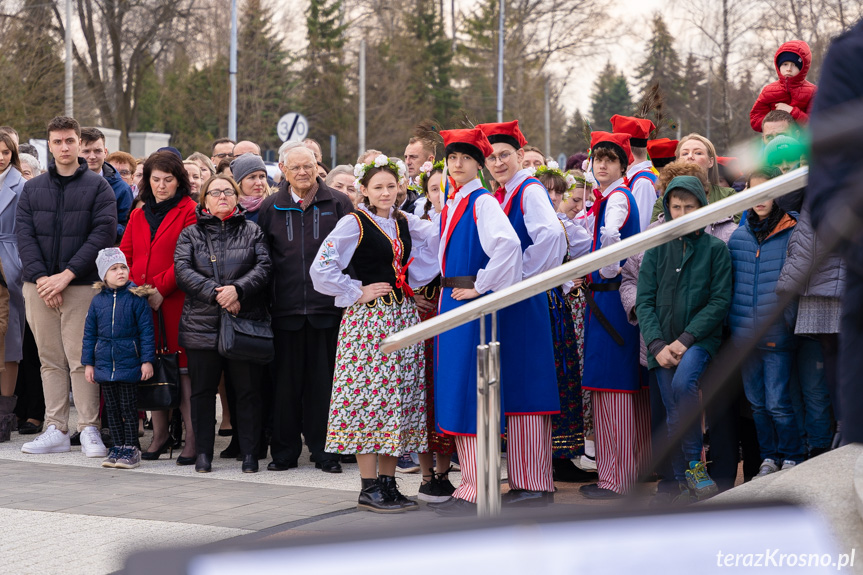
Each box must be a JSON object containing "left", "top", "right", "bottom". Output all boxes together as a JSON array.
[
  {"left": 96, "top": 247, "right": 127, "bottom": 282},
  {"left": 230, "top": 153, "right": 267, "bottom": 184}
]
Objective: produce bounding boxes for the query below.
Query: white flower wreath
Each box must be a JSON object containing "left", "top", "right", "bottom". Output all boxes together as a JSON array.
[{"left": 353, "top": 156, "right": 408, "bottom": 186}]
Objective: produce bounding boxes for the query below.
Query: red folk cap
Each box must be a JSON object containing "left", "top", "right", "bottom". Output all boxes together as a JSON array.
[
  {"left": 476, "top": 120, "right": 528, "bottom": 150},
  {"left": 590, "top": 131, "right": 634, "bottom": 167},
  {"left": 440, "top": 128, "right": 495, "bottom": 165},
  {"left": 609, "top": 115, "right": 656, "bottom": 147},
  {"left": 647, "top": 138, "right": 678, "bottom": 160}
]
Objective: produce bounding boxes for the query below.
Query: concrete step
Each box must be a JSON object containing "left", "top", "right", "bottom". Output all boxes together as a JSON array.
[{"left": 705, "top": 444, "right": 863, "bottom": 574}]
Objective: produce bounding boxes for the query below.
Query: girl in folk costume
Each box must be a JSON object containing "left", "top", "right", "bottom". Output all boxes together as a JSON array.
[
  {"left": 431, "top": 128, "right": 523, "bottom": 517},
  {"left": 413, "top": 160, "right": 457, "bottom": 503},
  {"left": 579, "top": 132, "right": 652, "bottom": 499},
  {"left": 310, "top": 156, "right": 440, "bottom": 514},
  {"left": 474, "top": 120, "right": 564, "bottom": 508},
  {"left": 534, "top": 163, "right": 594, "bottom": 482},
  {"left": 558, "top": 174, "right": 598, "bottom": 471}
]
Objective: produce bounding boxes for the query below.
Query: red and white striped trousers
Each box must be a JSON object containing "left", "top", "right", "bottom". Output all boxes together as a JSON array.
[
  {"left": 593, "top": 388, "right": 651, "bottom": 494},
  {"left": 452, "top": 414, "right": 554, "bottom": 503}
]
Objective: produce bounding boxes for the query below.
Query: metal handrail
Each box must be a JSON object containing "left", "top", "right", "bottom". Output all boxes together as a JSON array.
[{"left": 381, "top": 166, "right": 808, "bottom": 354}]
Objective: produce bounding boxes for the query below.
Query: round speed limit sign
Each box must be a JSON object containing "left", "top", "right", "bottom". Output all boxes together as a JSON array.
[{"left": 277, "top": 113, "right": 309, "bottom": 143}]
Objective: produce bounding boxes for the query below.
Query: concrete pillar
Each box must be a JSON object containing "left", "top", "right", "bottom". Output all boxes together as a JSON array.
[
  {"left": 96, "top": 127, "right": 122, "bottom": 153},
  {"left": 128, "top": 132, "right": 172, "bottom": 158}
]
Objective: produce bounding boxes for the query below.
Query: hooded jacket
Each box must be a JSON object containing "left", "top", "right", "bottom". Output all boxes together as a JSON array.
[
  {"left": 16, "top": 158, "right": 118, "bottom": 284},
  {"left": 635, "top": 176, "right": 733, "bottom": 369},
  {"left": 82, "top": 282, "right": 156, "bottom": 383},
  {"left": 727, "top": 208, "right": 798, "bottom": 350},
  {"left": 776, "top": 207, "right": 846, "bottom": 299},
  {"left": 174, "top": 206, "right": 272, "bottom": 350},
  {"left": 102, "top": 161, "right": 133, "bottom": 241},
  {"left": 750, "top": 40, "right": 818, "bottom": 131}
]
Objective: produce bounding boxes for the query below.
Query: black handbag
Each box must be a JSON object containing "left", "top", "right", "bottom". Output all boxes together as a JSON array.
[
  {"left": 137, "top": 309, "right": 181, "bottom": 410},
  {"left": 205, "top": 233, "right": 274, "bottom": 365}
]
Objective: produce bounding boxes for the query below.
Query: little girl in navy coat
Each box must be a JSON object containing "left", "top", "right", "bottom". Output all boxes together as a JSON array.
[{"left": 82, "top": 248, "right": 155, "bottom": 469}]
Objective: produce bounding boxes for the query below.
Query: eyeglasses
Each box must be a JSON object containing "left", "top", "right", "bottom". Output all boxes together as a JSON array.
[
  {"left": 206, "top": 189, "right": 236, "bottom": 197},
  {"left": 213, "top": 153, "right": 234, "bottom": 159},
  {"left": 486, "top": 151, "right": 513, "bottom": 164},
  {"left": 286, "top": 164, "right": 316, "bottom": 174},
  {"left": 118, "top": 170, "right": 132, "bottom": 177}
]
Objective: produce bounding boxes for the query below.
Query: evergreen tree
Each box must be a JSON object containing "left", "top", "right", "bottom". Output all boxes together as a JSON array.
[
  {"left": 237, "top": 0, "right": 295, "bottom": 151},
  {"left": 404, "top": 0, "right": 460, "bottom": 123},
  {"left": 300, "top": 0, "right": 353, "bottom": 164},
  {"left": 634, "top": 15, "right": 683, "bottom": 137},
  {"left": 561, "top": 109, "right": 590, "bottom": 155},
  {"left": 589, "top": 63, "right": 633, "bottom": 132},
  {"left": 680, "top": 53, "right": 707, "bottom": 137}
]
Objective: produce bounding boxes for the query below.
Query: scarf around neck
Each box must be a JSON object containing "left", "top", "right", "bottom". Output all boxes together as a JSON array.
[{"left": 143, "top": 194, "right": 183, "bottom": 240}]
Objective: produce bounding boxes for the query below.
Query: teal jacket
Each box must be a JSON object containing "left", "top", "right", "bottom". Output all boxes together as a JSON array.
[{"left": 635, "top": 176, "right": 733, "bottom": 369}]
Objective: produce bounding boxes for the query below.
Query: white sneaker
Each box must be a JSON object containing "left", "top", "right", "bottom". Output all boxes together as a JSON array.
[
  {"left": 755, "top": 458, "right": 779, "bottom": 478},
  {"left": 781, "top": 460, "right": 798, "bottom": 470},
  {"left": 80, "top": 426, "right": 108, "bottom": 457},
  {"left": 21, "top": 424, "right": 71, "bottom": 454},
  {"left": 573, "top": 454, "right": 597, "bottom": 471}
]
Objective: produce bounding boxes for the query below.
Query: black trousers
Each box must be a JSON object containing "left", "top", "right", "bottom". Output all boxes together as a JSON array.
[
  {"left": 270, "top": 320, "right": 339, "bottom": 463},
  {"left": 187, "top": 349, "right": 262, "bottom": 457},
  {"left": 14, "top": 322, "right": 45, "bottom": 422},
  {"left": 102, "top": 382, "right": 139, "bottom": 448},
  {"left": 839, "top": 266, "right": 863, "bottom": 444}
]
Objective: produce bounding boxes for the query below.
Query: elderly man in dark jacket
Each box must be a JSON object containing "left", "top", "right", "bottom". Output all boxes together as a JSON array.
[
  {"left": 16, "top": 116, "right": 117, "bottom": 458},
  {"left": 807, "top": 19, "right": 863, "bottom": 445},
  {"left": 257, "top": 142, "right": 354, "bottom": 473}
]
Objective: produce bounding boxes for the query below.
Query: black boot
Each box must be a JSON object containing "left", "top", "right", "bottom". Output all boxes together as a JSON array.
[
  {"left": 0, "top": 396, "right": 18, "bottom": 442},
  {"left": 378, "top": 474, "right": 418, "bottom": 510},
  {"left": 195, "top": 453, "right": 212, "bottom": 473},
  {"left": 242, "top": 454, "right": 259, "bottom": 473},
  {"left": 169, "top": 409, "right": 184, "bottom": 449},
  {"left": 357, "top": 478, "right": 405, "bottom": 513}
]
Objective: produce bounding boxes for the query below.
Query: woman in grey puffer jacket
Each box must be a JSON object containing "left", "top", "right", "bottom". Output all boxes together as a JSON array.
[
  {"left": 175, "top": 175, "right": 272, "bottom": 474},
  {"left": 776, "top": 206, "right": 844, "bottom": 455}
]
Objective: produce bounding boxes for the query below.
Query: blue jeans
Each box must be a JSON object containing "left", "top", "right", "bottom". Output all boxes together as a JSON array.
[
  {"left": 654, "top": 346, "right": 711, "bottom": 482},
  {"left": 789, "top": 337, "right": 833, "bottom": 450},
  {"left": 742, "top": 349, "right": 806, "bottom": 463}
]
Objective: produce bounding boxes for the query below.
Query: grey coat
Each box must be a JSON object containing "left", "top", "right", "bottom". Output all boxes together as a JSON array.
[
  {"left": 776, "top": 208, "right": 846, "bottom": 299},
  {"left": 0, "top": 167, "right": 25, "bottom": 361}
]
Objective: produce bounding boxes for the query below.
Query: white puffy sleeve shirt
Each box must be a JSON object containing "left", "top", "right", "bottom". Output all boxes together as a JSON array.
[
  {"left": 503, "top": 171, "right": 567, "bottom": 279},
  {"left": 438, "top": 179, "right": 522, "bottom": 294},
  {"left": 310, "top": 205, "right": 441, "bottom": 308}
]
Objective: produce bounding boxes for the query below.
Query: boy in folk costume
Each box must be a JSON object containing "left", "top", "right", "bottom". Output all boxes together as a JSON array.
[
  {"left": 475, "top": 120, "right": 566, "bottom": 504},
  {"left": 579, "top": 132, "right": 651, "bottom": 499},
  {"left": 432, "top": 128, "right": 524, "bottom": 516},
  {"left": 610, "top": 114, "right": 658, "bottom": 232}
]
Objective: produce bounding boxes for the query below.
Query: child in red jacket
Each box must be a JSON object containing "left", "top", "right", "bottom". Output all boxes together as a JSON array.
[{"left": 750, "top": 40, "right": 817, "bottom": 132}]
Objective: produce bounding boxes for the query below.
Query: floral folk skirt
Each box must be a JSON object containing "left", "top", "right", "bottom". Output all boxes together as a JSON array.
[
  {"left": 418, "top": 286, "right": 456, "bottom": 456},
  {"left": 550, "top": 287, "right": 584, "bottom": 459},
  {"left": 325, "top": 296, "right": 428, "bottom": 456},
  {"left": 567, "top": 288, "right": 592, "bottom": 438}
]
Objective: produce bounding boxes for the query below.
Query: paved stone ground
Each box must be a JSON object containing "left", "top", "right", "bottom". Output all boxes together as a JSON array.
[{"left": 0, "top": 405, "right": 799, "bottom": 575}]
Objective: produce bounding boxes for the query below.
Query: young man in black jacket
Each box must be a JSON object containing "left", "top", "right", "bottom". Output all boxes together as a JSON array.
[
  {"left": 258, "top": 142, "right": 354, "bottom": 473},
  {"left": 16, "top": 116, "right": 117, "bottom": 458}
]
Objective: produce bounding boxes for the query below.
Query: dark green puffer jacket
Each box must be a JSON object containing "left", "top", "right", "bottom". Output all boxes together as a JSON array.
[{"left": 635, "top": 176, "right": 733, "bottom": 370}]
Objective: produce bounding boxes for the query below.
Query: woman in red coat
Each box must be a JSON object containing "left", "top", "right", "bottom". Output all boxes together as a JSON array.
[{"left": 120, "top": 151, "right": 198, "bottom": 463}]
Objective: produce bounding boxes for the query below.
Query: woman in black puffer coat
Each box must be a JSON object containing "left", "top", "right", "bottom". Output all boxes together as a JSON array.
[{"left": 175, "top": 175, "right": 272, "bottom": 473}]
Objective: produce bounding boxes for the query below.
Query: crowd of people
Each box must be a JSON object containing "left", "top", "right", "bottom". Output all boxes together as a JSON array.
[{"left": 0, "top": 33, "right": 854, "bottom": 517}]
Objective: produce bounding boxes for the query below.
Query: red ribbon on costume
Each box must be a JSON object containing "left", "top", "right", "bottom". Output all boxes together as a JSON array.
[
  {"left": 493, "top": 185, "right": 506, "bottom": 205},
  {"left": 395, "top": 257, "right": 415, "bottom": 298}
]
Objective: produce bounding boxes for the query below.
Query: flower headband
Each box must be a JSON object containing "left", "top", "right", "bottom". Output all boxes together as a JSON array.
[
  {"left": 533, "top": 160, "right": 580, "bottom": 192},
  {"left": 419, "top": 160, "right": 445, "bottom": 184},
  {"left": 353, "top": 154, "right": 408, "bottom": 190}
]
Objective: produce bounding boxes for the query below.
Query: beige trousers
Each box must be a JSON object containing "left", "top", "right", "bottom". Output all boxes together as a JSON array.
[{"left": 23, "top": 282, "right": 99, "bottom": 433}]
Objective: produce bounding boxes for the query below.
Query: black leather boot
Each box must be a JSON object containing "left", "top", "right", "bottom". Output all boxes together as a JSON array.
[
  {"left": 357, "top": 478, "right": 405, "bottom": 513},
  {"left": 378, "top": 474, "right": 418, "bottom": 510},
  {"left": 195, "top": 453, "right": 212, "bottom": 473},
  {"left": 242, "top": 454, "right": 259, "bottom": 473}
]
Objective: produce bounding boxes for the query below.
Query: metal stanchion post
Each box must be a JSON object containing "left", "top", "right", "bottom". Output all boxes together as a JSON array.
[
  {"left": 476, "top": 314, "right": 490, "bottom": 517},
  {"left": 487, "top": 311, "right": 501, "bottom": 516}
]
